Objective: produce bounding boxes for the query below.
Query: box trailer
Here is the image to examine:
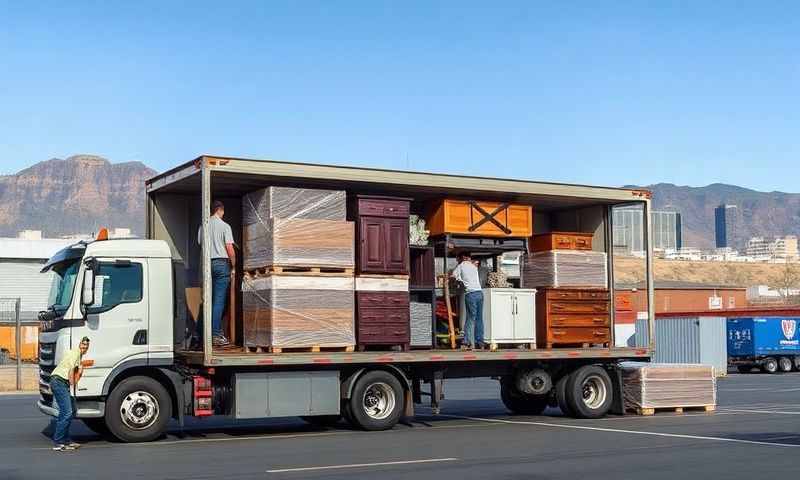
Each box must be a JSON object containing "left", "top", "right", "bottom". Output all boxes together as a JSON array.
[
  {"left": 36, "top": 155, "right": 654, "bottom": 442},
  {"left": 727, "top": 317, "right": 800, "bottom": 373}
]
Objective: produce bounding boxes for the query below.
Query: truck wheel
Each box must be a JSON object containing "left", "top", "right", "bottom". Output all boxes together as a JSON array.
[
  {"left": 762, "top": 357, "right": 779, "bottom": 374},
  {"left": 81, "top": 418, "right": 110, "bottom": 437},
  {"left": 794, "top": 357, "right": 800, "bottom": 371},
  {"left": 565, "top": 366, "right": 613, "bottom": 419},
  {"left": 301, "top": 415, "right": 341, "bottom": 427},
  {"left": 500, "top": 378, "right": 548, "bottom": 415},
  {"left": 779, "top": 357, "right": 793, "bottom": 373},
  {"left": 736, "top": 365, "right": 752, "bottom": 374},
  {"left": 347, "top": 371, "right": 404, "bottom": 431},
  {"left": 555, "top": 374, "right": 575, "bottom": 417},
  {"left": 105, "top": 376, "right": 172, "bottom": 443}
]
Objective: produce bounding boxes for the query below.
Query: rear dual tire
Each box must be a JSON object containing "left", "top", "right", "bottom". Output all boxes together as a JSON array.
[
  {"left": 762, "top": 357, "right": 779, "bottom": 374},
  {"left": 557, "top": 366, "right": 613, "bottom": 419},
  {"left": 500, "top": 378, "right": 548, "bottom": 415}
]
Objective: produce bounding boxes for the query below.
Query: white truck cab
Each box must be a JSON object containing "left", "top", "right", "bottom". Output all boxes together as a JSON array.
[{"left": 37, "top": 238, "right": 175, "bottom": 435}]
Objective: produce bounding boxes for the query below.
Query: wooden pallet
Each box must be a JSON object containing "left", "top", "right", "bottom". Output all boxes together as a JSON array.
[
  {"left": 632, "top": 405, "right": 716, "bottom": 416},
  {"left": 489, "top": 342, "right": 536, "bottom": 352},
  {"left": 246, "top": 345, "right": 355, "bottom": 354},
  {"left": 244, "top": 265, "right": 354, "bottom": 278}
]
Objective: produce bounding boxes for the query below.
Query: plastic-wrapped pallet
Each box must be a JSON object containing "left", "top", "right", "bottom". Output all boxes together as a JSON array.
[
  {"left": 243, "top": 218, "right": 355, "bottom": 270},
  {"left": 620, "top": 362, "right": 717, "bottom": 410},
  {"left": 410, "top": 301, "right": 433, "bottom": 347},
  {"left": 520, "top": 250, "right": 607, "bottom": 289},
  {"left": 243, "top": 186, "right": 346, "bottom": 222},
  {"left": 242, "top": 275, "right": 355, "bottom": 349}
]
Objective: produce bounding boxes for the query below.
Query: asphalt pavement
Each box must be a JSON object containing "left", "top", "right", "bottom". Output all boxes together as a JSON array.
[{"left": 1, "top": 373, "right": 799, "bottom": 480}]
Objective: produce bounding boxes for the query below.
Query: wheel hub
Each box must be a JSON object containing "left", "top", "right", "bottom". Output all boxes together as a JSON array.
[
  {"left": 581, "top": 375, "right": 607, "bottom": 410},
  {"left": 361, "top": 382, "right": 396, "bottom": 420},
  {"left": 120, "top": 391, "right": 159, "bottom": 430}
]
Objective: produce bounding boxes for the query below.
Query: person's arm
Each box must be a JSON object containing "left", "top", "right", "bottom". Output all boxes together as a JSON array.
[
  {"left": 69, "top": 351, "right": 82, "bottom": 385},
  {"left": 225, "top": 225, "right": 236, "bottom": 270},
  {"left": 452, "top": 263, "right": 463, "bottom": 283}
]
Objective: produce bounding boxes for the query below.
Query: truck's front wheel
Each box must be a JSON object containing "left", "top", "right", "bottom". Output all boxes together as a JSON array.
[{"left": 105, "top": 376, "right": 172, "bottom": 443}]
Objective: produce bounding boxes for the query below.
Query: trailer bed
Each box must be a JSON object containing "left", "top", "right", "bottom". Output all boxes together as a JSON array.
[{"left": 177, "top": 346, "right": 651, "bottom": 367}]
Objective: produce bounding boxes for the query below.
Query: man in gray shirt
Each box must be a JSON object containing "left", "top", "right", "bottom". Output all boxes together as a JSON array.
[
  {"left": 197, "top": 200, "right": 236, "bottom": 347},
  {"left": 452, "top": 253, "right": 484, "bottom": 350}
]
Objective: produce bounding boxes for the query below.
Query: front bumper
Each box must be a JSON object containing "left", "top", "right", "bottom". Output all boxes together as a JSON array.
[{"left": 37, "top": 399, "right": 105, "bottom": 418}]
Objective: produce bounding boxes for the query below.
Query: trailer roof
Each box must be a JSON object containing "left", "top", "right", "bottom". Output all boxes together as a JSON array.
[{"left": 147, "top": 156, "right": 650, "bottom": 210}]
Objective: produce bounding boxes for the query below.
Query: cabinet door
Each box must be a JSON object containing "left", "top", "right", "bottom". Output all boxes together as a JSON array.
[
  {"left": 489, "top": 291, "right": 515, "bottom": 341},
  {"left": 384, "top": 218, "right": 409, "bottom": 274},
  {"left": 360, "top": 217, "right": 386, "bottom": 273},
  {"left": 513, "top": 293, "right": 535, "bottom": 341}
]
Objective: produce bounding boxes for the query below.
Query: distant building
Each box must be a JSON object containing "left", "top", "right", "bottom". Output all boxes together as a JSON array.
[
  {"left": 772, "top": 235, "right": 798, "bottom": 261},
  {"left": 745, "top": 237, "right": 772, "bottom": 260},
  {"left": 715, "top": 204, "right": 739, "bottom": 249},
  {"left": 613, "top": 207, "right": 682, "bottom": 255},
  {"left": 743, "top": 235, "right": 798, "bottom": 262}
]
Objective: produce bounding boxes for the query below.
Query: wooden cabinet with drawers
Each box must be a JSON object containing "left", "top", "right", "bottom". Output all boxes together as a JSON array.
[
  {"left": 356, "top": 291, "right": 410, "bottom": 350},
  {"left": 536, "top": 288, "right": 610, "bottom": 348},
  {"left": 531, "top": 232, "right": 594, "bottom": 252},
  {"left": 352, "top": 196, "right": 411, "bottom": 275}
]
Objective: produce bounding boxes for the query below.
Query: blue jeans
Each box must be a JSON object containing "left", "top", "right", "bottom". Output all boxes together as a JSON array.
[
  {"left": 211, "top": 259, "right": 231, "bottom": 337},
  {"left": 464, "top": 290, "right": 485, "bottom": 347},
  {"left": 50, "top": 377, "right": 73, "bottom": 445}
]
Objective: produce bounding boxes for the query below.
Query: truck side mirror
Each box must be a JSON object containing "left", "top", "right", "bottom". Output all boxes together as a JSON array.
[{"left": 82, "top": 269, "right": 96, "bottom": 306}]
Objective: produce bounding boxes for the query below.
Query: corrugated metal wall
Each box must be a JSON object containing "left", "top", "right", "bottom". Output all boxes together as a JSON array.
[
  {"left": 635, "top": 316, "right": 728, "bottom": 376},
  {"left": 0, "top": 260, "right": 54, "bottom": 322}
]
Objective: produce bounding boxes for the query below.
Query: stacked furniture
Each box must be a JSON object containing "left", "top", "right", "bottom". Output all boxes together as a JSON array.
[
  {"left": 427, "top": 200, "right": 533, "bottom": 238},
  {"left": 621, "top": 362, "right": 717, "bottom": 415},
  {"left": 409, "top": 245, "right": 435, "bottom": 348},
  {"left": 241, "top": 186, "right": 356, "bottom": 352},
  {"left": 523, "top": 231, "right": 610, "bottom": 348},
  {"left": 351, "top": 196, "right": 412, "bottom": 350}
]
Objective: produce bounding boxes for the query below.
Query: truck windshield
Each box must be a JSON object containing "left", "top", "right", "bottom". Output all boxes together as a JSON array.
[{"left": 47, "top": 259, "right": 81, "bottom": 313}]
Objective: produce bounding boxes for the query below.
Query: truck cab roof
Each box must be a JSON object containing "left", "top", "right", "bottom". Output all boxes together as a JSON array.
[{"left": 42, "top": 238, "right": 171, "bottom": 272}]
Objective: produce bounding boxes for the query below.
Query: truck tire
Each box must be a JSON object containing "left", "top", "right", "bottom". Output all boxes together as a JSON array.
[
  {"left": 762, "top": 357, "right": 779, "bottom": 374},
  {"left": 301, "top": 415, "right": 342, "bottom": 427},
  {"left": 736, "top": 365, "right": 752, "bottom": 374},
  {"left": 565, "top": 366, "right": 613, "bottom": 419},
  {"left": 81, "top": 418, "right": 110, "bottom": 437},
  {"left": 794, "top": 356, "right": 800, "bottom": 371},
  {"left": 105, "top": 376, "right": 172, "bottom": 443},
  {"left": 500, "top": 378, "right": 548, "bottom": 415},
  {"left": 555, "top": 374, "right": 575, "bottom": 418},
  {"left": 347, "top": 371, "right": 404, "bottom": 431},
  {"left": 779, "top": 357, "right": 793, "bottom": 373}
]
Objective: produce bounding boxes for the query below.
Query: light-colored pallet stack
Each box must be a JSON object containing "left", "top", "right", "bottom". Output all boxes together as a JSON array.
[
  {"left": 242, "top": 186, "right": 355, "bottom": 352},
  {"left": 242, "top": 274, "right": 355, "bottom": 352},
  {"left": 621, "top": 362, "right": 717, "bottom": 415},
  {"left": 410, "top": 301, "right": 433, "bottom": 347},
  {"left": 243, "top": 186, "right": 354, "bottom": 271},
  {"left": 520, "top": 251, "right": 608, "bottom": 289}
]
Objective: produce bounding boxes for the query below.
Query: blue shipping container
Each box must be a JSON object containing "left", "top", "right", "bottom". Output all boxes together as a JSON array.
[{"left": 727, "top": 317, "right": 800, "bottom": 357}]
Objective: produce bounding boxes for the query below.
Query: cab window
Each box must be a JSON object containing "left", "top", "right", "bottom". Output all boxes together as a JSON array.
[{"left": 88, "top": 262, "right": 143, "bottom": 313}]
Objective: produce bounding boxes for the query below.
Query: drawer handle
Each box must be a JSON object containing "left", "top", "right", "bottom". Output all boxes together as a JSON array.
[
  {"left": 593, "top": 331, "right": 606, "bottom": 336},
  {"left": 552, "top": 330, "right": 567, "bottom": 336}
]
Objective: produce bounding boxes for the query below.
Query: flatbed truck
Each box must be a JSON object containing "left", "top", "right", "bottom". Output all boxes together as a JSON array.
[{"left": 37, "top": 155, "right": 654, "bottom": 442}]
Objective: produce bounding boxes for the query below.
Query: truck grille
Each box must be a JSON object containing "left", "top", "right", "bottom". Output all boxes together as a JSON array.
[{"left": 39, "top": 341, "right": 56, "bottom": 405}]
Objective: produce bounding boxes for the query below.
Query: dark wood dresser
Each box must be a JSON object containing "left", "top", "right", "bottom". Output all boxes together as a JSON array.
[
  {"left": 352, "top": 196, "right": 410, "bottom": 275},
  {"left": 356, "top": 290, "right": 410, "bottom": 350},
  {"left": 536, "top": 288, "right": 610, "bottom": 348}
]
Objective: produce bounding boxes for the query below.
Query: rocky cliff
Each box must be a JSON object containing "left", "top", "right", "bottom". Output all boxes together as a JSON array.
[{"left": 0, "top": 155, "right": 156, "bottom": 237}]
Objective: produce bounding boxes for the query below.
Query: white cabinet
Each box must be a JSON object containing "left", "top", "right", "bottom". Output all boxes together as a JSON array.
[{"left": 460, "top": 288, "right": 536, "bottom": 346}]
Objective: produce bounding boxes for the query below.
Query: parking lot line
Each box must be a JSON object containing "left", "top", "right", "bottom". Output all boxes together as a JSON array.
[
  {"left": 266, "top": 458, "right": 458, "bottom": 473},
  {"left": 720, "top": 408, "right": 800, "bottom": 415},
  {"left": 444, "top": 415, "right": 800, "bottom": 448}
]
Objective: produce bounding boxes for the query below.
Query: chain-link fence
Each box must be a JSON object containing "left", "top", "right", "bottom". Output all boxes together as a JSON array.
[{"left": 0, "top": 298, "right": 37, "bottom": 392}]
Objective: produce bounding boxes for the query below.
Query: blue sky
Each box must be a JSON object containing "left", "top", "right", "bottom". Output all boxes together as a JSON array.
[{"left": 1, "top": 2, "right": 798, "bottom": 191}]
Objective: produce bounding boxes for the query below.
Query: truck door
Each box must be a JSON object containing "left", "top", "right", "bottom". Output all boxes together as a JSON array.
[{"left": 72, "top": 259, "right": 149, "bottom": 397}]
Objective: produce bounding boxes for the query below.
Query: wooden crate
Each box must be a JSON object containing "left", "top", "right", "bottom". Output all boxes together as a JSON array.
[{"left": 427, "top": 200, "right": 532, "bottom": 238}]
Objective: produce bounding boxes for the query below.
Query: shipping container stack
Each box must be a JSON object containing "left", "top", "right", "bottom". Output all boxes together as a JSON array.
[{"left": 241, "top": 187, "right": 356, "bottom": 353}]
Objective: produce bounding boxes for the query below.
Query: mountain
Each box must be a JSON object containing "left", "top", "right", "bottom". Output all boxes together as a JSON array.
[
  {"left": 0, "top": 155, "right": 156, "bottom": 238},
  {"left": 638, "top": 183, "right": 800, "bottom": 250}
]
